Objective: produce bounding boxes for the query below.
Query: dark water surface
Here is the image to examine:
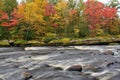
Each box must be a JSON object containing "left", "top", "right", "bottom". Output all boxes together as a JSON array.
[{"left": 0, "top": 45, "right": 120, "bottom": 80}]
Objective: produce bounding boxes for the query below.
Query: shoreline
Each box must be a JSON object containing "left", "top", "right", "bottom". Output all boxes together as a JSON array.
[{"left": 0, "top": 37, "right": 120, "bottom": 47}]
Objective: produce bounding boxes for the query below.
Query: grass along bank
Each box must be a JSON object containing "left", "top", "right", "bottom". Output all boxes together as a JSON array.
[{"left": 0, "top": 35, "right": 120, "bottom": 46}]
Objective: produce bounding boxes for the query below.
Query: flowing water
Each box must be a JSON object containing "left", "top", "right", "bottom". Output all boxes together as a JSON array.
[{"left": 0, "top": 45, "right": 120, "bottom": 80}]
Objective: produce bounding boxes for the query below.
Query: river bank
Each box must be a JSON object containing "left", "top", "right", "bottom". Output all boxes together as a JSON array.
[
  {"left": 0, "top": 46, "right": 120, "bottom": 80},
  {"left": 0, "top": 35, "right": 120, "bottom": 47}
]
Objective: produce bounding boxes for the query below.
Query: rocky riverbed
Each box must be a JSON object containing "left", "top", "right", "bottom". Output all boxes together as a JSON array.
[{"left": 0, "top": 45, "right": 120, "bottom": 80}]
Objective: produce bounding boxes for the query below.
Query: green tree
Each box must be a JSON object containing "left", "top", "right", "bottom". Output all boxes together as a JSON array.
[
  {"left": 0, "top": 0, "right": 3, "bottom": 11},
  {"left": 2, "top": 0, "right": 18, "bottom": 15},
  {"left": 66, "top": 0, "right": 89, "bottom": 38}
]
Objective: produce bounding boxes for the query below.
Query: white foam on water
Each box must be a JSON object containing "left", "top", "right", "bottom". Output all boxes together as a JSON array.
[
  {"left": 25, "top": 46, "right": 75, "bottom": 51},
  {"left": 25, "top": 47, "right": 52, "bottom": 51},
  {"left": 32, "top": 56, "right": 50, "bottom": 60},
  {"left": 31, "top": 54, "right": 60, "bottom": 60},
  {"left": 74, "top": 46, "right": 119, "bottom": 53},
  {"left": 74, "top": 46, "right": 102, "bottom": 50},
  {"left": 0, "top": 75, "right": 4, "bottom": 79},
  {"left": 91, "top": 69, "right": 109, "bottom": 76}
]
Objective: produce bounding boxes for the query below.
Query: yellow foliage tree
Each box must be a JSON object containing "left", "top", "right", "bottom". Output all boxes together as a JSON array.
[
  {"left": 18, "top": 0, "right": 47, "bottom": 38},
  {"left": 51, "top": 1, "right": 69, "bottom": 37}
]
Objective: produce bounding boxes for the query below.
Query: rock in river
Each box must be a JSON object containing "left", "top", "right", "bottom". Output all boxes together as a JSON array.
[
  {"left": 102, "top": 50, "right": 114, "bottom": 55},
  {"left": 66, "top": 65, "right": 82, "bottom": 72},
  {"left": 21, "top": 71, "right": 32, "bottom": 80}
]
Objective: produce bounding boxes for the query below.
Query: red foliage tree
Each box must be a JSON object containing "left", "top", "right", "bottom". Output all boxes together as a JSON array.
[
  {"left": 84, "top": 0, "right": 117, "bottom": 30},
  {"left": 2, "top": 19, "right": 18, "bottom": 27},
  {"left": 0, "top": 11, "right": 9, "bottom": 20},
  {"left": 102, "top": 7, "right": 117, "bottom": 18},
  {"left": 0, "top": 9, "right": 22, "bottom": 28},
  {"left": 44, "top": 3, "right": 56, "bottom": 16},
  {"left": 11, "top": 9, "right": 23, "bottom": 19},
  {"left": 44, "top": 3, "right": 58, "bottom": 28}
]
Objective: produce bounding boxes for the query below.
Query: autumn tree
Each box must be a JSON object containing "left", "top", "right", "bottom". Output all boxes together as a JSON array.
[
  {"left": 52, "top": 0, "right": 68, "bottom": 37},
  {"left": 45, "top": 0, "right": 89, "bottom": 38},
  {"left": 76, "top": 0, "right": 90, "bottom": 37},
  {"left": 0, "top": 9, "right": 22, "bottom": 41},
  {"left": 18, "top": 0, "right": 47, "bottom": 40},
  {"left": 65, "top": 0, "right": 77, "bottom": 37},
  {"left": 63, "top": 0, "right": 87, "bottom": 37},
  {"left": 84, "top": 0, "right": 117, "bottom": 36}
]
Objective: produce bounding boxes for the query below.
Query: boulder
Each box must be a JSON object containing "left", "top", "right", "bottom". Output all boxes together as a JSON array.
[
  {"left": 66, "top": 65, "right": 82, "bottom": 72},
  {"left": 53, "top": 67, "right": 63, "bottom": 71},
  {"left": 21, "top": 71, "right": 32, "bottom": 80},
  {"left": 106, "top": 62, "right": 114, "bottom": 67},
  {"left": 106, "top": 61, "right": 119, "bottom": 68},
  {"left": 83, "top": 65, "right": 103, "bottom": 72},
  {"left": 102, "top": 50, "right": 114, "bottom": 55},
  {"left": 41, "top": 64, "right": 51, "bottom": 67},
  {"left": 60, "top": 51, "right": 65, "bottom": 54}
]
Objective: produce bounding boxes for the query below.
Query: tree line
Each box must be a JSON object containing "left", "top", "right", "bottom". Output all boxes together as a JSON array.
[{"left": 0, "top": 0, "right": 120, "bottom": 43}]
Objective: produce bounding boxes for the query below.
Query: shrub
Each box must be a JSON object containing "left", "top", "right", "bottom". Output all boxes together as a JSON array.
[
  {"left": 61, "top": 38, "right": 70, "bottom": 44},
  {"left": 14, "top": 39, "right": 26, "bottom": 45},
  {"left": 43, "top": 37, "right": 56, "bottom": 43},
  {"left": 78, "top": 26, "right": 90, "bottom": 38},
  {"left": 23, "top": 30, "right": 35, "bottom": 40}
]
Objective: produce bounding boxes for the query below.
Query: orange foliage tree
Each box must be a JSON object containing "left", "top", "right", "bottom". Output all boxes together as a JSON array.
[
  {"left": 0, "top": 9, "right": 22, "bottom": 41},
  {"left": 84, "top": 0, "right": 117, "bottom": 36}
]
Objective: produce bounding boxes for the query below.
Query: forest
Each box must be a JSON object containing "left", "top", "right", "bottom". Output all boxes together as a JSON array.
[{"left": 0, "top": 0, "right": 120, "bottom": 46}]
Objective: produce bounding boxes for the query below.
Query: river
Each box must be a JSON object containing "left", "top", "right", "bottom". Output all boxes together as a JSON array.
[{"left": 0, "top": 45, "right": 120, "bottom": 80}]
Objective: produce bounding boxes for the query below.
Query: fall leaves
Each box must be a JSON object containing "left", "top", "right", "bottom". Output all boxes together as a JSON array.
[
  {"left": 83, "top": 0, "right": 119, "bottom": 36},
  {"left": 84, "top": 0, "right": 117, "bottom": 28},
  {"left": 0, "top": 0, "right": 120, "bottom": 40},
  {"left": 0, "top": 9, "right": 21, "bottom": 28},
  {"left": 44, "top": 4, "right": 56, "bottom": 16}
]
